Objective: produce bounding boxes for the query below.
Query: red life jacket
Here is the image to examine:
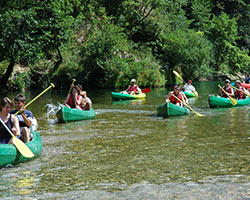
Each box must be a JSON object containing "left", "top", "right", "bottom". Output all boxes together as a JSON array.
[
  {"left": 169, "top": 92, "right": 183, "bottom": 105},
  {"left": 234, "top": 87, "right": 245, "bottom": 99},
  {"left": 222, "top": 86, "right": 233, "bottom": 98},
  {"left": 68, "top": 94, "right": 80, "bottom": 108},
  {"left": 127, "top": 85, "right": 139, "bottom": 93}
]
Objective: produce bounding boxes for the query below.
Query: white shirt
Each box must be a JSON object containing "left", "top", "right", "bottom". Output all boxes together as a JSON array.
[{"left": 183, "top": 84, "right": 196, "bottom": 93}]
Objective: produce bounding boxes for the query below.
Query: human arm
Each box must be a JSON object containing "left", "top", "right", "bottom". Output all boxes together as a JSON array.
[
  {"left": 19, "top": 107, "right": 32, "bottom": 128},
  {"left": 11, "top": 114, "right": 21, "bottom": 137}
]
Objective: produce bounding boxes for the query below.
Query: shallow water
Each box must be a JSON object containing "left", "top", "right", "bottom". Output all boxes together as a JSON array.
[{"left": 0, "top": 81, "right": 250, "bottom": 199}]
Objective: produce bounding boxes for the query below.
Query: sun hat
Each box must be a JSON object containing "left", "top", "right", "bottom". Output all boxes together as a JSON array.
[
  {"left": 235, "top": 80, "right": 241, "bottom": 83},
  {"left": 188, "top": 80, "right": 192, "bottom": 83},
  {"left": 131, "top": 79, "right": 136, "bottom": 83},
  {"left": 225, "top": 79, "right": 230, "bottom": 83}
]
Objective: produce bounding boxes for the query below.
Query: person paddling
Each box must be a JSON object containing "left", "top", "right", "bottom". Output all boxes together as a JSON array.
[
  {"left": 234, "top": 80, "right": 248, "bottom": 99},
  {"left": 10, "top": 94, "right": 37, "bottom": 142},
  {"left": 219, "top": 79, "right": 234, "bottom": 98},
  {"left": 64, "top": 86, "right": 82, "bottom": 109},
  {"left": 121, "top": 79, "right": 142, "bottom": 94},
  {"left": 183, "top": 80, "right": 196, "bottom": 93},
  {"left": 165, "top": 84, "right": 188, "bottom": 107},
  {"left": 76, "top": 84, "right": 92, "bottom": 110},
  {"left": 0, "top": 97, "right": 21, "bottom": 144}
]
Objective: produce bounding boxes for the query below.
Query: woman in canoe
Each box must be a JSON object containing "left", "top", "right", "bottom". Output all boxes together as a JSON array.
[
  {"left": 121, "top": 79, "right": 142, "bottom": 95},
  {"left": 183, "top": 80, "right": 196, "bottom": 94},
  {"left": 219, "top": 79, "right": 234, "bottom": 98},
  {"left": 234, "top": 80, "right": 249, "bottom": 99},
  {"left": 76, "top": 84, "right": 92, "bottom": 110},
  {"left": 0, "top": 97, "right": 21, "bottom": 144},
  {"left": 165, "top": 84, "right": 188, "bottom": 107},
  {"left": 64, "top": 86, "right": 82, "bottom": 109}
]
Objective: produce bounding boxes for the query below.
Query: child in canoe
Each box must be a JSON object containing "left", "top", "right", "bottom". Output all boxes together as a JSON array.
[
  {"left": 165, "top": 84, "right": 188, "bottom": 107},
  {"left": 0, "top": 97, "right": 21, "bottom": 144}
]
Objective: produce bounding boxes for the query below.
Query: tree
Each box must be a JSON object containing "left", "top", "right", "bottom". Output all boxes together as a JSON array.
[{"left": 0, "top": 0, "right": 73, "bottom": 89}]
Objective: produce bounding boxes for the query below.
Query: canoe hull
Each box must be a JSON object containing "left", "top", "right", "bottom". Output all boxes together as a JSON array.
[
  {"left": 56, "top": 106, "right": 96, "bottom": 123},
  {"left": 157, "top": 102, "right": 190, "bottom": 118},
  {"left": 111, "top": 92, "right": 146, "bottom": 100},
  {"left": 208, "top": 95, "right": 250, "bottom": 108},
  {"left": 0, "top": 131, "right": 42, "bottom": 167},
  {"left": 183, "top": 91, "right": 198, "bottom": 98}
]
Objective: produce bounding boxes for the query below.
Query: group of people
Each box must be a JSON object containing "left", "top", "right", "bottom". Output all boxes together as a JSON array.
[
  {"left": 64, "top": 84, "right": 92, "bottom": 110},
  {"left": 219, "top": 79, "right": 249, "bottom": 100},
  {"left": 165, "top": 80, "right": 196, "bottom": 107},
  {"left": 0, "top": 94, "right": 37, "bottom": 144}
]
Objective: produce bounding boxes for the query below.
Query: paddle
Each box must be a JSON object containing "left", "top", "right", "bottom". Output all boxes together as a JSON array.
[
  {"left": 173, "top": 70, "right": 186, "bottom": 84},
  {"left": 142, "top": 88, "right": 151, "bottom": 93},
  {"left": 15, "top": 83, "right": 55, "bottom": 115},
  {"left": 231, "top": 85, "right": 250, "bottom": 97},
  {"left": 171, "top": 93, "right": 204, "bottom": 117},
  {"left": 218, "top": 84, "right": 237, "bottom": 106},
  {"left": 67, "top": 79, "right": 76, "bottom": 96},
  {"left": 0, "top": 118, "right": 34, "bottom": 158}
]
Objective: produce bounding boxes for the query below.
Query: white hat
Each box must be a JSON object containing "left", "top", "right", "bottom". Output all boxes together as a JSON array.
[{"left": 131, "top": 79, "right": 136, "bottom": 82}]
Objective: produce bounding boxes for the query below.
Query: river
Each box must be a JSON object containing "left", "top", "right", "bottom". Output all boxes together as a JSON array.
[{"left": 0, "top": 81, "right": 249, "bottom": 199}]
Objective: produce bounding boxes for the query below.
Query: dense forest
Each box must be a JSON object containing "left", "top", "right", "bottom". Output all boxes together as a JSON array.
[{"left": 0, "top": 0, "right": 249, "bottom": 90}]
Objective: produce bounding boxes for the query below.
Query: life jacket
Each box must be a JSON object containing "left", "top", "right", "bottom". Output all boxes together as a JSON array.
[
  {"left": 68, "top": 94, "right": 80, "bottom": 108},
  {"left": 127, "top": 85, "right": 139, "bottom": 93},
  {"left": 234, "top": 87, "right": 245, "bottom": 99},
  {"left": 0, "top": 115, "right": 13, "bottom": 144},
  {"left": 169, "top": 92, "right": 183, "bottom": 105},
  {"left": 222, "top": 86, "right": 233, "bottom": 98}
]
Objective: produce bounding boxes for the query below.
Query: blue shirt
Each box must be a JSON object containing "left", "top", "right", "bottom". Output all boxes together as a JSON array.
[{"left": 10, "top": 109, "right": 34, "bottom": 128}]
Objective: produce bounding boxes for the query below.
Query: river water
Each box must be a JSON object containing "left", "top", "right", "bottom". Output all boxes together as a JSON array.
[{"left": 0, "top": 81, "right": 249, "bottom": 200}]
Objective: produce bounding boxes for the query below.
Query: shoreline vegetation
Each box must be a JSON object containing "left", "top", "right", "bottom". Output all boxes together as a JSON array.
[{"left": 0, "top": 0, "right": 249, "bottom": 91}]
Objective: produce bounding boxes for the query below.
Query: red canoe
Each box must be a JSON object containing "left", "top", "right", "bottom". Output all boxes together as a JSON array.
[{"left": 241, "top": 83, "right": 250, "bottom": 88}]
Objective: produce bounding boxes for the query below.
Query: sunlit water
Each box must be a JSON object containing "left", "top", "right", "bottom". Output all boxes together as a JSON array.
[{"left": 0, "top": 81, "right": 249, "bottom": 199}]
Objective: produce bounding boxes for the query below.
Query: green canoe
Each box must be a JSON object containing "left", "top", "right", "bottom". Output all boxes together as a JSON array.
[
  {"left": 157, "top": 102, "right": 190, "bottom": 118},
  {"left": 0, "top": 131, "right": 42, "bottom": 168},
  {"left": 183, "top": 91, "right": 198, "bottom": 98},
  {"left": 111, "top": 92, "right": 146, "bottom": 100},
  {"left": 56, "top": 106, "right": 96, "bottom": 123},
  {"left": 208, "top": 95, "right": 250, "bottom": 108}
]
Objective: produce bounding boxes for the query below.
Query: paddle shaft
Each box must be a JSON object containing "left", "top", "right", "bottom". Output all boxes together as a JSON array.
[
  {"left": 171, "top": 93, "right": 204, "bottom": 116},
  {"left": 15, "top": 83, "right": 55, "bottom": 115},
  {"left": 173, "top": 70, "right": 186, "bottom": 84},
  {"left": 67, "top": 79, "right": 76, "bottom": 96},
  {"left": 218, "top": 85, "right": 237, "bottom": 105},
  {"left": 231, "top": 85, "right": 250, "bottom": 97}
]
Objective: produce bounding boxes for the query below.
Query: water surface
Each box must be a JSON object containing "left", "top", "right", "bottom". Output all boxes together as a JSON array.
[{"left": 0, "top": 81, "right": 249, "bottom": 199}]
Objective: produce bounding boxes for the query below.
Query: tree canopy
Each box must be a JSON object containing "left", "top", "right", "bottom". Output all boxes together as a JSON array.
[{"left": 0, "top": 0, "right": 249, "bottom": 90}]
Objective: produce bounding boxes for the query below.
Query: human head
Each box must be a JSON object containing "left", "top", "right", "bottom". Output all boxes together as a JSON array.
[
  {"left": 14, "top": 94, "right": 26, "bottom": 110},
  {"left": 76, "top": 84, "right": 83, "bottom": 92},
  {"left": 188, "top": 80, "right": 192, "bottom": 85},
  {"left": 81, "top": 91, "right": 87, "bottom": 98},
  {"left": 0, "top": 97, "right": 13, "bottom": 112},
  {"left": 235, "top": 80, "right": 241, "bottom": 87},
  {"left": 131, "top": 79, "right": 136, "bottom": 84},
  {"left": 71, "top": 86, "right": 80, "bottom": 95},
  {"left": 173, "top": 84, "right": 181, "bottom": 94},
  {"left": 224, "top": 79, "right": 230, "bottom": 86}
]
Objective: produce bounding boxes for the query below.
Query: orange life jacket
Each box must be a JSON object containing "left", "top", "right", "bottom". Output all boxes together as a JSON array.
[
  {"left": 222, "top": 86, "right": 233, "bottom": 98},
  {"left": 127, "top": 85, "right": 139, "bottom": 93},
  {"left": 234, "top": 87, "right": 245, "bottom": 99},
  {"left": 68, "top": 94, "right": 80, "bottom": 108},
  {"left": 169, "top": 92, "right": 183, "bottom": 104}
]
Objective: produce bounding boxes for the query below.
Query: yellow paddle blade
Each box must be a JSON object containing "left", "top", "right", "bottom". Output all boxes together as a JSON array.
[
  {"left": 229, "top": 97, "right": 238, "bottom": 106},
  {"left": 173, "top": 70, "right": 182, "bottom": 80},
  {"left": 12, "top": 136, "right": 34, "bottom": 158}
]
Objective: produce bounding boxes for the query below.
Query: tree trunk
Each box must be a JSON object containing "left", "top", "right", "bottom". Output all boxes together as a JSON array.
[
  {"left": 0, "top": 58, "right": 15, "bottom": 90},
  {"left": 50, "top": 47, "right": 62, "bottom": 75}
]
